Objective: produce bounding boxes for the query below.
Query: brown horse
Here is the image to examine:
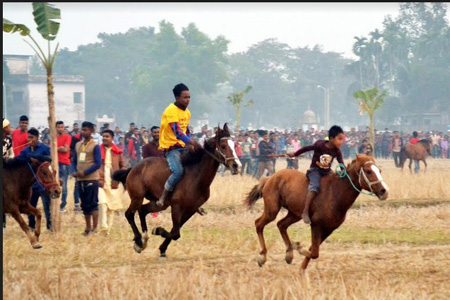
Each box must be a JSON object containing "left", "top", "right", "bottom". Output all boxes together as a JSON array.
[
  {"left": 3, "top": 155, "right": 61, "bottom": 248},
  {"left": 400, "top": 139, "right": 431, "bottom": 173},
  {"left": 113, "top": 124, "right": 240, "bottom": 256},
  {"left": 244, "top": 154, "right": 389, "bottom": 271}
]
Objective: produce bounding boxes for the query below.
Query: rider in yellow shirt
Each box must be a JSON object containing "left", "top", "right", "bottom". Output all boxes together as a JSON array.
[{"left": 157, "top": 83, "right": 200, "bottom": 207}]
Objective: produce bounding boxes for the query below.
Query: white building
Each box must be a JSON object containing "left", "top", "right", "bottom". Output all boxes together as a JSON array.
[{"left": 3, "top": 54, "right": 85, "bottom": 128}]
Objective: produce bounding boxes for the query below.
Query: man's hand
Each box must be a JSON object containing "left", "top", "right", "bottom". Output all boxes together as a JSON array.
[{"left": 71, "top": 171, "right": 84, "bottom": 178}]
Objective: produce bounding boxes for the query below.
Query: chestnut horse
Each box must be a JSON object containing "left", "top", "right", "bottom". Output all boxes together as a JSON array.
[
  {"left": 113, "top": 124, "right": 241, "bottom": 257},
  {"left": 3, "top": 156, "right": 61, "bottom": 248},
  {"left": 244, "top": 154, "right": 389, "bottom": 271},
  {"left": 400, "top": 139, "right": 431, "bottom": 173}
]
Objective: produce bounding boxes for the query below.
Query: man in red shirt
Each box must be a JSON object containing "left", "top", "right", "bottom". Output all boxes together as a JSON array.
[
  {"left": 11, "top": 115, "right": 29, "bottom": 157},
  {"left": 409, "top": 131, "right": 420, "bottom": 173},
  {"left": 56, "top": 121, "right": 72, "bottom": 212}
]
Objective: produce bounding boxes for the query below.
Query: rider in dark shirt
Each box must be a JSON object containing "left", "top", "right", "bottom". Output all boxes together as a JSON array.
[{"left": 287, "top": 125, "right": 345, "bottom": 224}]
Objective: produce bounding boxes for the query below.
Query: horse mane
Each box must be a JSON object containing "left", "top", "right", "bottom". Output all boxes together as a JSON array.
[{"left": 3, "top": 155, "right": 52, "bottom": 170}]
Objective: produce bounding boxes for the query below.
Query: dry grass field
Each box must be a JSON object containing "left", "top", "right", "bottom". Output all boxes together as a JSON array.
[{"left": 3, "top": 158, "right": 450, "bottom": 300}]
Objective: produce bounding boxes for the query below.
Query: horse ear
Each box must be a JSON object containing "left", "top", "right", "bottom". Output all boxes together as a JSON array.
[{"left": 223, "top": 123, "right": 229, "bottom": 133}]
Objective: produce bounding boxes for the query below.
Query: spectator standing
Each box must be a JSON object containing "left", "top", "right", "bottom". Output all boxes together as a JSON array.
[
  {"left": 142, "top": 126, "right": 164, "bottom": 159},
  {"left": 12, "top": 115, "right": 30, "bottom": 157},
  {"left": 391, "top": 131, "right": 403, "bottom": 168},
  {"left": 98, "top": 129, "right": 126, "bottom": 235},
  {"left": 256, "top": 131, "right": 276, "bottom": 180},
  {"left": 56, "top": 121, "right": 72, "bottom": 212},
  {"left": 72, "top": 121, "right": 102, "bottom": 236}
]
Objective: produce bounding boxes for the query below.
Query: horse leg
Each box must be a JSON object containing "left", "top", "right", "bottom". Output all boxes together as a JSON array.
[
  {"left": 159, "top": 209, "right": 194, "bottom": 257},
  {"left": 9, "top": 209, "right": 42, "bottom": 249},
  {"left": 20, "top": 204, "right": 42, "bottom": 243},
  {"left": 408, "top": 159, "right": 413, "bottom": 174},
  {"left": 277, "top": 211, "right": 301, "bottom": 264},
  {"left": 138, "top": 205, "right": 151, "bottom": 251},
  {"left": 423, "top": 159, "right": 427, "bottom": 173},
  {"left": 299, "top": 226, "right": 332, "bottom": 271},
  {"left": 255, "top": 196, "right": 280, "bottom": 267}
]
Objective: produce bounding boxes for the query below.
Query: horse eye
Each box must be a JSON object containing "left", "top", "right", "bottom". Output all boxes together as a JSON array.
[
  {"left": 367, "top": 170, "right": 372, "bottom": 175},
  {"left": 221, "top": 145, "right": 226, "bottom": 150}
]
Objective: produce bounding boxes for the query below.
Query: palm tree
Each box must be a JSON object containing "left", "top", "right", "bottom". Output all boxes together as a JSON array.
[
  {"left": 353, "top": 88, "right": 388, "bottom": 149},
  {"left": 227, "top": 86, "right": 254, "bottom": 136},
  {"left": 3, "top": 2, "right": 62, "bottom": 232}
]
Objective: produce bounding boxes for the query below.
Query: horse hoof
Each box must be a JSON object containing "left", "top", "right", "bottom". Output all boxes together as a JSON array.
[
  {"left": 152, "top": 227, "right": 163, "bottom": 236},
  {"left": 33, "top": 243, "right": 43, "bottom": 249},
  {"left": 285, "top": 254, "right": 293, "bottom": 264},
  {"left": 134, "top": 243, "right": 143, "bottom": 253},
  {"left": 257, "top": 255, "right": 266, "bottom": 267}
]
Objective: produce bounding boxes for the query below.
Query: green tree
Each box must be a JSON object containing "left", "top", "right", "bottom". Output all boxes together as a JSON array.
[
  {"left": 353, "top": 87, "right": 388, "bottom": 148},
  {"left": 227, "top": 86, "right": 253, "bottom": 135},
  {"left": 3, "top": 2, "right": 62, "bottom": 232}
]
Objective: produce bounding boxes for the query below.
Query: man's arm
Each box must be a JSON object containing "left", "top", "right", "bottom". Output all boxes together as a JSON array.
[{"left": 170, "top": 122, "right": 191, "bottom": 144}]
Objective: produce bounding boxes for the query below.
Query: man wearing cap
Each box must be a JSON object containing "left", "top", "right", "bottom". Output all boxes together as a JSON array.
[
  {"left": 12, "top": 115, "right": 30, "bottom": 157},
  {"left": 3, "top": 118, "right": 14, "bottom": 231},
  {"left": 3, "top": 118, "right": 14, "bottom": 162},
  {"left": 16, "top": 128, "right": 52, "bottom": 231}
]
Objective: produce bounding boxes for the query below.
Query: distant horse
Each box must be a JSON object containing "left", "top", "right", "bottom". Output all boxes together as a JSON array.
[
  {"left": 400, "top": 139, "right": 431, "bottom": 173},
  {"left": 245, "top": 154, "right": 389, "bottom": 271},
  {"left": 3, "top": 156, "right": 61, "bottom": 248},
  {"left": 113, "top": 124, "right": 240, "bottom": 256}
]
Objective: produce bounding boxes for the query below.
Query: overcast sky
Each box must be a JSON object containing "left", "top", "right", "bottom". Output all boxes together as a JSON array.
[{"left": 3, "top": 2, "right": 406, "bottom": 60}]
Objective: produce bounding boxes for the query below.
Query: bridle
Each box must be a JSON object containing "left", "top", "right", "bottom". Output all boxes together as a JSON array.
[
  {"left": 358, "top": 161, "right": 385, "bottom": 193},
  {"left": 27, "top": 161, "right": 60, "bottom": 191},
  {"left": 204, "top": 136, "right": 239, "bottom": 169}
]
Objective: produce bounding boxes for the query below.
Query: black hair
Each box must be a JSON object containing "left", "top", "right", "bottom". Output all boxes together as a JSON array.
[
  {"left": 412, "top": 131, "right": 418, "bottom": 137},
  {"left": 173, "top": 83, "right": 189, "bottom": 97},
  {"left": 28, "top": 127, "right": 39, "bottom": 137},
  {"left": 81, "top": 121, "right": 95, "bottom": 131},
  {"left": 102, "top": 129, "right": 114, "bottom": 137},
  {"left": 328, "top": 125, "right": 344, "bottom": 139},
  {"left": 56, "top": 120, "right": 64, "bottom": 126},
  {"left": 73, "top": 122, "right": 78, "bottom": 126},
  {"left": 150, "top": 126, "right": 160, "bottom": 131},
  {"left": 130, "top": 122, "right": 135, "bottom": 126},
  {"left": 20, "top": 115, "right": 29, "bottom": 122}
]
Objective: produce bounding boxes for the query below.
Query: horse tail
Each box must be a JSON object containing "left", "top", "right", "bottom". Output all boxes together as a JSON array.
[
  {"left": 112, "top": 168, "right": 132, "bottom": 190},
  {"left": 244, "top": 177, "right": 269, "bottom": 209}
]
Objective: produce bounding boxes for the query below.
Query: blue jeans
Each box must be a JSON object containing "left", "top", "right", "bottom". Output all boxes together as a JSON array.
[
  {"left": 59, "top": 163, "right": 70, "bottom": 210},
  {"left": 414, "top": 160, "right": 419, "bottom": 174},
  {"left": 164, "top": 148, "right": 188, "bottom": 191},
  {"left": 29, "top": 188, "right": 52, "bottom": 230}
]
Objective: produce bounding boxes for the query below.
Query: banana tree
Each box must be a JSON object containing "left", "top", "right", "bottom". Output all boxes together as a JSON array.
[
  {"left": 227, "top": 86, "right": 254, "bottom": 136},
  {"left": 353, "top": 87, "right": 388, "bottom": 149},
  {"left": 3, "top": 2, "right": 62, "bottom": 232}
]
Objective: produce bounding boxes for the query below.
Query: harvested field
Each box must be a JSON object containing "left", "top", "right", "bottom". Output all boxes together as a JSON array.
[{"left": 3, "top": 158, "right": 450, "bottom": 300}]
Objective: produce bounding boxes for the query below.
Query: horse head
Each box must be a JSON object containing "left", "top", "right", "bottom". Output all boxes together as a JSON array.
[
  {"left": 213, "top": 123, "right": 242, "bottom": 175},
  {"left": 419, "top": 139, "right": 432, "bottom": 156},
  {"left": 351, "top": 154, "right": 389, "bottom": 200},
  {"left": 30, "top": 157, "right": 62, "bottom": 199}
]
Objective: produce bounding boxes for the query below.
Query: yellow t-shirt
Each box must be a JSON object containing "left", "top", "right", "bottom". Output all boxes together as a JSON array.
[{"left": 159, "top": 103, "right": 191, "bottom": 150}]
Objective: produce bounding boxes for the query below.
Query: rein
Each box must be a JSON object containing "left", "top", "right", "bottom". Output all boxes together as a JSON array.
[
  {"left": 27, "top": 162, "right": 59, "bottom": 192},
  {"left": 336, "top": 162, "right": 377, "bottom": 196}
]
